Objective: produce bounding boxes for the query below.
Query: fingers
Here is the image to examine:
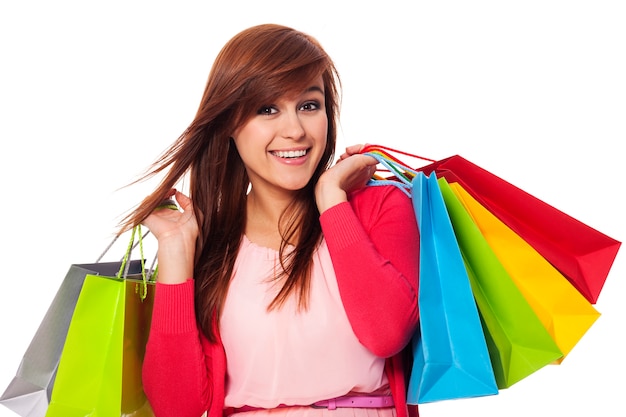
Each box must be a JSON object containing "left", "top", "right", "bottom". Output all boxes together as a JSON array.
[
  {"left": 337, "top": 151, "right": 379, "bottom": 179},
  {"left": 141, "top": 211, "right": 160, "bottom": 231},
  {"left": 156, "top": 200, "right": 178, "bottom": 211},
  {"left": 155, "top": 189, "right": 180, "bottom": 211},
  {"left": 338, "top": 143, "right": 369, "bottom": 162},
  {"left": 153, "top": 189, "right": 194, "bottom": 212},
  {"left": 142, "top": 189, "right": 198, "bottom": 242},
  {"left": 330, "top": 154, "right": 378, "bottom": 184},
  {"left": 348, "top": 153, "right": 378, "bottom": 169},
  {"left": 174, "top": 190, "right": 193, "bottom": 211},
  {"left": 345, "top": 143, "right": 366, "bottom": 155}
]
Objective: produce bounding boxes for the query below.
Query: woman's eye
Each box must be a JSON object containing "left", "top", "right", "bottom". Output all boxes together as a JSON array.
[
  {"left": 300, "top": 101, "right": 321, "bottom": 111},
  {"left": 257, "top": 106, "right": 277, "bottom": 115}
]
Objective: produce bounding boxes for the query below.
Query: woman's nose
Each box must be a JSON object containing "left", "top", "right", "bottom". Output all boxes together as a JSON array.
[{"left": 279, "top": 111, "right": 306, "bottom": 140}]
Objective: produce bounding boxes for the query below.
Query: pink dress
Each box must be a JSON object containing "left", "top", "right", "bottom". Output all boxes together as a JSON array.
[{"left": 220, "top": 236, "right": 396, "bottom": 417}]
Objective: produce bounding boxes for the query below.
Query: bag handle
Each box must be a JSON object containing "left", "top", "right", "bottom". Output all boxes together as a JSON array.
[
  {"left": 362, "top": 146, "right": 426, "bottom": 197},
  {"left": 92, "top": 200, "right": 179, "bottom": 299},
  {"left": 364, "top": 154, "right": 414, "bottom": 196},
  {"left": 94, "top": 228, "right": 151, "bottom": 264},
  {"left": 361, "top": 144, "right": 436, "bottom": 166},
  {"left": 105, "top": 224, "right": 151, "bottom": 301}
]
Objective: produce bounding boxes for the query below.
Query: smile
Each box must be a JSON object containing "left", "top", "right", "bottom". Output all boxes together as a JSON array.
[{"left": 272, "top": 149, "right": 307, "bottom": 159}]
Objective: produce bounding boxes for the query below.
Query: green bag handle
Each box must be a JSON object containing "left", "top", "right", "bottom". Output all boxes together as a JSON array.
[
  {"left": 117, "top": 224, "right": 151, "bottom": 299},
  {"left": 93, "top": 198, "right": 179, "bottom": 300}
]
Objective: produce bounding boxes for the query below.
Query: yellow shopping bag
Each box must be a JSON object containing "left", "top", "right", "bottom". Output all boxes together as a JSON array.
[{"left": 447, "top": 182, "right": 600, "bottom": 360}]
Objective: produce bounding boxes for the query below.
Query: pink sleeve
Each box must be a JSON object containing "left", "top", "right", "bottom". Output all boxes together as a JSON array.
[
  {"left": 319, "top": 185, "right": 420, "bottom": 358},
  {"left": 142, "top": 279, "right": 212, "bottom": 417}
]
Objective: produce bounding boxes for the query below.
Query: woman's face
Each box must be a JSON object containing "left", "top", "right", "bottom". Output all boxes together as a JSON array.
[{"left": 232, "top": 76, "right": 328, "bottom": 197}]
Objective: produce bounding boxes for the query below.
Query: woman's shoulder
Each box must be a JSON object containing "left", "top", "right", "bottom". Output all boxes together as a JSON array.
[
  {"left": 348, "top": 183, "right": 413, "bottom": 225},
  {"left": 349, "top": 183, "right": 411, "bottom": 208}
]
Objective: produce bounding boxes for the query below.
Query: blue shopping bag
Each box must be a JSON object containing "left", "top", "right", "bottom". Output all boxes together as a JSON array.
[{"left": 406, "top": 172, "right": 498, "bottom": 404}]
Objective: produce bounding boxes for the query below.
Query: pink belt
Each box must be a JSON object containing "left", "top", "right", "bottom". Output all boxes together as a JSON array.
[{"left": 225, "top": 395, "right": 394, "bottom": 415}]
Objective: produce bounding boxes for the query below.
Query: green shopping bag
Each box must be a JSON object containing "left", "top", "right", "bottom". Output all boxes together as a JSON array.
[
  {"left": 438, "top": 177, "right": 563, "bottom": 388},
  {"left": 0, "top": 260, "right": 145, "bottom": 417},
  {"left": 45, "top": 227, "right": 156, "bottom": 417}
]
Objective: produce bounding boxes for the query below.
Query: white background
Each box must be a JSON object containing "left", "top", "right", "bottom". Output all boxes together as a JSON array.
[{"left": 1, "top": 1, "right": 624, "bottom": 416}]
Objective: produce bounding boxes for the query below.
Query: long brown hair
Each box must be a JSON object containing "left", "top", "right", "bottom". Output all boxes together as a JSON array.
[{"left": 120, "top": 24, "right": 341, "bottom": 342}]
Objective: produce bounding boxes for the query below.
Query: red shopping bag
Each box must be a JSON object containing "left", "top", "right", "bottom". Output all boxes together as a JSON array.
[
  {"left": 361, "top": 145, "right": 621, "bottom": 305},
  {"left": 419, "top": 155, "right": 620, "bottom": 304}
]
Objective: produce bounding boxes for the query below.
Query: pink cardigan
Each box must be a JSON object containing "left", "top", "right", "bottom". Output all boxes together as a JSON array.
[{"left": 143, "top": 185, "right": 420, "bottom": 417}]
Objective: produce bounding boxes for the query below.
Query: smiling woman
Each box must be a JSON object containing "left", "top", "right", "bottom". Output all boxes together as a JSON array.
[
  {"left": 1, "top": 2, "right": 624, "bottom": 417},
  {"left": 117, "top": 23, "right": 420, "bottom": 417}
]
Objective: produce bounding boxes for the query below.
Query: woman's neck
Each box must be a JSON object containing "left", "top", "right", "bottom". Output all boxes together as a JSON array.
[{"left": 245, "top": 189, "right": 296, "bottom": 250}]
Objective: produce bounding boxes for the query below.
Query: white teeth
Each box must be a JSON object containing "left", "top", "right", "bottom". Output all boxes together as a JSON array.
[{"left": 273, "top": 149, "right": 307, "bottom": 158}]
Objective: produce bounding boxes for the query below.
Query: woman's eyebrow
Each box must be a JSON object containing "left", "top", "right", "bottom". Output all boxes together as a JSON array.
[{"left": 305, "top": 85, "right": 324, "bottom": 94}]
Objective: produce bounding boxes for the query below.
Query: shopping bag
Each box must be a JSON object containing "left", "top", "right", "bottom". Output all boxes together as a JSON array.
[
  {"left": 0, "top": 259, "right": 144, "bottom": 417},
  {"left": 447, "top": 181, "right": 601, "bottom": 360},
  {"left": 407, "top": 172, "right": 498, "bottom": 404},
  {"left": 438, "top": 177, "right": 564, "bottom": 388},
  {"left": 420, "top": 155, "right": 621, "bottom": 304},
  {"left": 45, "top": 226, "right": 156, "bottom": 417},
  {"left": 45, "top": 274, "right": 155, "bottom": 417}
]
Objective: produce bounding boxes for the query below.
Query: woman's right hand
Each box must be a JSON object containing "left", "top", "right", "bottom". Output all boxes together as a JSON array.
[
  {"left": 142, "top": 189, "right": 198, "bottom": 284},
  {"left": 314, "top": 144, "right": 377, "bottom": 214}
]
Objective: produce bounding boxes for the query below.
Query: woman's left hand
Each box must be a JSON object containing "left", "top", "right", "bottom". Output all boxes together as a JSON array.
[{"left": 315, "top": 144, "right": 377, "bottom": 214}]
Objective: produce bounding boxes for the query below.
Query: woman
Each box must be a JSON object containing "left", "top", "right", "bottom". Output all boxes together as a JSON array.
[{"left": 122, "top": 23, "right": 420, "bottom": 417}]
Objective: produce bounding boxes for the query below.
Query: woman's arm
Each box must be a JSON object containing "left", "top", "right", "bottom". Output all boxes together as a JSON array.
[
  {"left": 141, "top": 191, "right": 212, "bottom": 416},
  {"left": 142, "top": 280, "right": 212, "bottom": 417},
  {"left": 320, "top": 185, "right": 419, "bottom": 358}
]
